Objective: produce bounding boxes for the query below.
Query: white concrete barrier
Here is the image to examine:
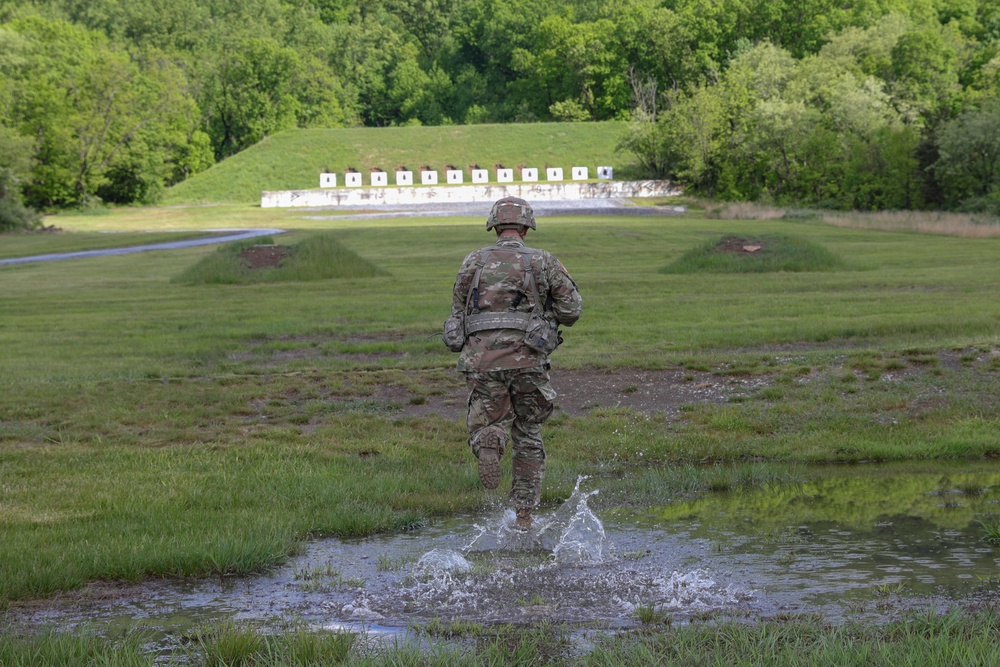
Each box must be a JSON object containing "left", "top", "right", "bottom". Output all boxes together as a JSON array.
[
  {"left": 262, "top": 180, "right": 681, "bottom": 208},
  {"left": 320, "top": 173, "right": 337, "bottom": 188}
]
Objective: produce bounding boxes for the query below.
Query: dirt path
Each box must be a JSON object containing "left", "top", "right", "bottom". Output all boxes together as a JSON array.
[{"left": 375, "top": 367, "right": 767, "bottom": 421}]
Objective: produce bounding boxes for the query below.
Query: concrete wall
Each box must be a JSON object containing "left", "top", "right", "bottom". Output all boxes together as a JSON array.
[{"left": 261, "top": 180, "right": 681, "bottom": 208}]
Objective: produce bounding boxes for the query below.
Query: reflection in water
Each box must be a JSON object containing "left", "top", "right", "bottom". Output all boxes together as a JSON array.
[{"left": 8, "top": 464, "right": 1000, "bottom": 650}]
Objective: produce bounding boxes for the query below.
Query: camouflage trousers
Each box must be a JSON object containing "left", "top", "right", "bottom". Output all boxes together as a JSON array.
[{"left": 465, "top": 366, "right": 556, "bottom": 510}]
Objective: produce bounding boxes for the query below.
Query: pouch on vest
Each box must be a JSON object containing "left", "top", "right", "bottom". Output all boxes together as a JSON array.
[
  {"left": 443, "top": 250, "right": 491, "bottom": 353},
  {"left": 520, "top": 255, "right": 561, "bottom": 354},
  {"left": 523, "top": 312, "right": 561, "bottom": 354},
  {"left": 442, "top": 312, "right": 466, "bottom": 352}
]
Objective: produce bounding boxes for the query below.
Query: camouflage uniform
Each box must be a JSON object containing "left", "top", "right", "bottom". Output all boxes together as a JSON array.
[{"left": 451, "top": 235, "right": 582, "bottom": 509}]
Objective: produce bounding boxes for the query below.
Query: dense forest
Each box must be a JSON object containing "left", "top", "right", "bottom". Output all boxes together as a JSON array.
[{"left": 1, "top": 0, "right": 998, "bottom": 226}]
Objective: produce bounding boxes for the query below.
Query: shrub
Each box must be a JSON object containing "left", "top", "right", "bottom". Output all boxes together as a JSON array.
[{"left": 0, "top": 196, "right": 42, "bottom": 233}]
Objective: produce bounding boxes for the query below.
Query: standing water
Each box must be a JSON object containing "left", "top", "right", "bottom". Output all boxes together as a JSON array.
[{"left": 8, "top": 465, "right": 1000, "bottom": 650}]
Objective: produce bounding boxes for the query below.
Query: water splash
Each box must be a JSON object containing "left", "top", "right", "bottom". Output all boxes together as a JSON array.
[
  {"left": 659, "top": 570, "right": 751, "bottom": 610},
  {"left": 464, "top": 476, "right": 608, "bottom": 559},
  {"left": 549, "top": 477, "right": 606, "bottom": 565},
  {"left": 390, "top": 549, "right": 477, "bottom": 615},
  {"left": 413, "top": 549, "right": 473, "bottom": 575},
  {"left": 339, "top": 477, "right": 748, "bottom": 624}
]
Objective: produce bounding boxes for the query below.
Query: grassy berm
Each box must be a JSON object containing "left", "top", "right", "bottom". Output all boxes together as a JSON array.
[
  {"left": 163, "top": 121, "right": 630, "bottom": 204},
  {"left": 1, "top": 202, "right": 1000, "bottom": 664}
]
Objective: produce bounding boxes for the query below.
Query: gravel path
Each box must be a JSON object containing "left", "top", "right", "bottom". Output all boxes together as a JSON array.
[{"left": 0, "top": 228, "right": 286, "bottom": 266}]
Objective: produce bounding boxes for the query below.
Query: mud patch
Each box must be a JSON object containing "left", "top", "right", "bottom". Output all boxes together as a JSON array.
[{"left": 394, "top": 368, "right": 763, "bottom": 421}]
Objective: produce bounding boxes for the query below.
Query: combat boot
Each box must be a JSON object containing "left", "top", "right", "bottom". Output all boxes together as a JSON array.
[
  {"left": 514, "top": 507, "right": 532, "bottom": 532},
  {"left": 477, "top": 431, "right": 502, "bottom": 490}
]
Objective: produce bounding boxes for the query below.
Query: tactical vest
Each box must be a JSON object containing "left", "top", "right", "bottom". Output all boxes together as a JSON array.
[{"left": 463, "top": 245, "right": 543, "bottom": 335}]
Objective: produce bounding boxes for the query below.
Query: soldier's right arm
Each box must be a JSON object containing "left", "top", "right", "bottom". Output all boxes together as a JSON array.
[
  {"left": 545, "top": 254, "right": 582, "bottom": 327},
  {"left": 452, "top": 251, "right": 480, "bottom": 316}
]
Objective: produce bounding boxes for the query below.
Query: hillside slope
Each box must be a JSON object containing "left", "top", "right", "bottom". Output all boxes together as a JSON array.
[{"left": 164, "top": 122, "right": 633, "bottom": 205}]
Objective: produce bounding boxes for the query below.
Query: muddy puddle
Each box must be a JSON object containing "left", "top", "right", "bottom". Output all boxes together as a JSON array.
[{"left": 8, "top": 463, "right": 1000, "bottom": 654}]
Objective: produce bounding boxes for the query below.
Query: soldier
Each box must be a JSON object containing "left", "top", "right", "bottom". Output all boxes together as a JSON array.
[{"left": 445, "top": 197, "right": 582, "bottom": 531}]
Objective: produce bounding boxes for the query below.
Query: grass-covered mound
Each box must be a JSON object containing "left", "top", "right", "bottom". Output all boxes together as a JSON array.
[
  {"left": 173, "top": 234, "right": 386, "bottom": 285},
  {"left": 662, "top": 233, "right": 847, "bottom": 274},
  {"left": 162, "top": 121, "right": 629, "bottom": 204}
]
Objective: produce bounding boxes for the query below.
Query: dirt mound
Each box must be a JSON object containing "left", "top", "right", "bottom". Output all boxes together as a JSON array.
[
  {"left": 239, "top": 245, "right": 290, "bottom": 269},
  {"left": 712, "top": 236, "right": 768, "bottom": 254}
]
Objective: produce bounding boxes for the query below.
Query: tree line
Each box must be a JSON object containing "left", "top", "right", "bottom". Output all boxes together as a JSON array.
[{"left": 1, "top": 0, "right": 998, "bottom": 229}]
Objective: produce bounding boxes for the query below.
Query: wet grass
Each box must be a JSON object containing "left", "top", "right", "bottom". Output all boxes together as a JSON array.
[
  {"left": 977, "top": 515, "right": 1000, "bottom": 545},
  {"left": 0, "top": 629, "right": 155, "bottom": 667},
  {"left": 584, "top": 611, "right": 1000, "bottom": 666},
  {"left": 189, "top": 620, "right": 355, "bottom": 666},
  {"left": 5, "top": 612, "right": 1000, "bottom": 665}
]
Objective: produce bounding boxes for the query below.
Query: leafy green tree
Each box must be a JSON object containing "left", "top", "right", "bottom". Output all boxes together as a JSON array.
[
  {"left": 815, "top": 13, "right": 912, "bottom": 81},
  {"left": 618, "top": 37, "right": 925, "bottom": 209},
  {"left": 452, "top": 0, "right": 555, "bottom": 120},
  {"left": 603, "top": 0, "right": 690, "bottom": 90},
  {"left": 293, "top": 52, "right": 350, "bottom": 129},
  {"left": 2, "top": 16, "right": 206, "bottom": 207},
  {"left": 523, "top": 16, "right": 630, "bottom": 120},
  {"left": 655, "top": 86, "right": 726, "bottom": 190},
  {"left": 202, "top": 36, "right": 302, "bottom": 159},
  {"left": 934, "top": 102, "right": 1000, "bottom": 210},
  {"left": 325, "top": 10, "right": 444, "bottom": 126},
  {"left": 888, "top": 26, "right": 963, "bottom": 125},
  {"left": 840, "top": 125, "right": 921, "bottom": 209},
  {"left": 384, "top": 0, "right": 455, "bottom": 61}
]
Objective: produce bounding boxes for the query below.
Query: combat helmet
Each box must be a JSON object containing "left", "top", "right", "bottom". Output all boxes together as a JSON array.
[{"left": 486, "top": 197, "right": 536, "bottom": 231}]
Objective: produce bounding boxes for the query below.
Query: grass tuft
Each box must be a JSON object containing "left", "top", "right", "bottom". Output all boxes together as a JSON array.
[
  {"left": 978, "top": 515, "right": 1000, "bottom": 545},
  {"left": 190, "top": 620, "right": 353, "bottom": 666},
  {"left": 0, "top": 629, "right": 154, "bottom": 667}
]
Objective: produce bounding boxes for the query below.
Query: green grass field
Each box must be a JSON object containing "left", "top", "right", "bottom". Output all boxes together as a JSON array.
[
  {"left": 163, "top": 122, "right": 632, "bottom": 205},
  {"left": 3, "top": 200, "right": 1000, "bottom": 663}
]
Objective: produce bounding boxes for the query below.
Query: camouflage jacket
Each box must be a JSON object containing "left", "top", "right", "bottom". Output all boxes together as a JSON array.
[{"left": 452, "top": 237, "right": 582, "bottom": 372}]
